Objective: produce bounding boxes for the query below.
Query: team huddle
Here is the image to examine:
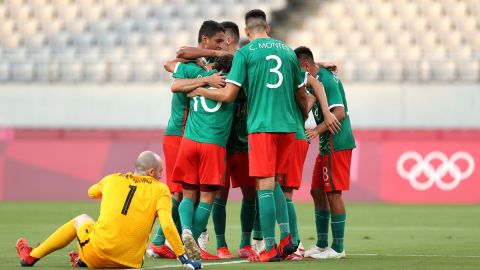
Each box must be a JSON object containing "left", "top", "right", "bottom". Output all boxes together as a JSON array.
[{"left": 15, "top": 9, "right": 355, "bottom": 269}]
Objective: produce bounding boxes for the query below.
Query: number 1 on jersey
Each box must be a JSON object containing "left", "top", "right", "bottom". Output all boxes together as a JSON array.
[
  {"left": 266, "top": 55, "right": 283, "bottom": 89},
  {"left": 121, "top": 185, "right": 137, "bottom": 215}
]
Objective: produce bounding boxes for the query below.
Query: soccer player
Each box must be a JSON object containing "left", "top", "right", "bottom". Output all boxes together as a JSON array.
[
  {"left": 169, "top": 21, "right": 237, "bottom": 261},
  {"left": 190, "top": 9, "right": 309, "bottom": 262},
  {"left": 295, "top": 46, "right": 356, "bottom": 259},
  {"left": 15, "top": 151, "right": 201, "bottom": 270},
  {"left": 148, "top": 20, "right": 228, "bottom": 259}
]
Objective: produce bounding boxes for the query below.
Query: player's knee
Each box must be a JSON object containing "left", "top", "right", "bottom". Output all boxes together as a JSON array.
[
  {"left": 326, "top": 191, "right": 342, "bottom": 200},
  {"left": 74, "top": 214, "right": 93, "bottom": 229}
]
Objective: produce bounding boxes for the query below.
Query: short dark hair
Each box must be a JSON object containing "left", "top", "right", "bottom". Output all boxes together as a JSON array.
[
  {"left": 294, "top": 46, "right": 315, "bottom": 63},
  {"left": 245, "top": 9, "right": 267, "bottom": 25},
  {"left": 221, "top": 21, "right": 240, "bottom": 42},
  {"left": 213, "top": 55, "right": 234, "bottom": 73},
  {"left": 198, "top": 20, "right": 225, "bottom": 43}
]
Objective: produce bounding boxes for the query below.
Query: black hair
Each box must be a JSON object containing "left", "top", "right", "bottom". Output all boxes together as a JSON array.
[
  {"left": 221, "top": 21, "right": 240, "bottom": 41},
  {"left": 213, "top": 55, "right": 234, "bottom": 73},
  {"left": 198, "top": 20, "right": 225, "bottom": 43},
  {"left": 294, "top": 46, "right": 315, "bottom": 63},
  {"left": 245, "top": 9, "right": 267, "bottom": 25}
]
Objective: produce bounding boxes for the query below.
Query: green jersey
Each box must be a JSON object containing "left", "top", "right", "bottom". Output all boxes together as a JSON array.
[
  {"left": 227, "top": 37, "right": 305, "bottom": 133},
  {"left": 226, "top": 89, "right": 248, "bottom": 154},
  {"left": 165, "top": 92, "right": 189, "bottom": 136},
  {"left": 310, "top": 68, "right": 356, "bottom": 155},
  {"left": 173, "top": 62, "right": 235, "bottom": 147}
]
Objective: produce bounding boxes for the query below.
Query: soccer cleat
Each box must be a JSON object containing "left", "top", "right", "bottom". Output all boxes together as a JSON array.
[
  {"left": 309, "top": 247, "right": 346, "bottom": 259},
  {"left": 237, "top": 245, "right": 258, "bottom": 258},
  {"left": 285, "top": 243, "right": 305, "bottom": 261},
  {"left": 248, "top": 245, "right": 281, "bottom": 262},
  {"left": 304, "top": 245, "right": 328, "bottom": 258},
  {"left": 197, "top": 231, "right": 209, "bottom": 251},
  {"left": 182, "top": 232, "right": 202, "bottom": 260},
  {"left": 200, "top": 249, "right": 221, "bottom": 260},
  {"left": 148, "top": 244, "right": 177, "bottom": 259},
  {"left": 16, "top": 238, "right": 39, "bottom": 267},
  {"left": 216, "top": 246, "right": 233, "bottom": 259},
  {"left": 69, "top": 251, "right": 87, "bottom": 267},
  {"left": 252, "top": 239, "right": 265, "bottom": 254},
  {"left": 278, "top": 234, "right": 295, "bottom": 259}
]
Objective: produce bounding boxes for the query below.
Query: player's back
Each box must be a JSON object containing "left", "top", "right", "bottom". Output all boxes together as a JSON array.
[
  {"left": 235, "top": 37, "right": 304, "bottom": 133},
  {"left": 90, "top": 173, "right": 167, "bottom": 267}
]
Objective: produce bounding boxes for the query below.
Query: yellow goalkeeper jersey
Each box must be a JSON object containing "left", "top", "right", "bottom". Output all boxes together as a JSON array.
[{"left": 87, "top": 173, "right": 184, "bottom": 268}]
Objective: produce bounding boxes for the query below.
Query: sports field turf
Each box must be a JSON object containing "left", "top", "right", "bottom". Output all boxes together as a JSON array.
[{"left": 1, "top": 202, "right": 479, "bottom": 270}]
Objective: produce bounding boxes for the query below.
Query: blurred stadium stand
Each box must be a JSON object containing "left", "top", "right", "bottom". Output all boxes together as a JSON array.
[{"left": 0, "top": 0, "right": 478, "bottom": 82}]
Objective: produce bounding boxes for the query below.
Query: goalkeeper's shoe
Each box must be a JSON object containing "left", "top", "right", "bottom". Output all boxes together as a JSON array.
[
  {"left": 310, "top": 247, "right": 346, "bottom": 259},
  {"left": 237, "top": 245, "right": 257, "bottom": 258},
  {"left": 278, "top": 234, "right": 295, "bottom": 259},
  {"left": 147, "top": 244, "right": 176, "bottom": 259},
  {"left": 182, "top": 231, "right": 201, "bottom": 260},
  {"left": 248, "top": 245, "right": 281, "bottom": 262},
  {"left": 16, "top": 238, "right": 39, "bottom": 267},
  {"left": 178, "top": 253, "right": 202, "bottom": 270},
  {"left": 69, "top": 251, "right": 87, "bottom": 267}
]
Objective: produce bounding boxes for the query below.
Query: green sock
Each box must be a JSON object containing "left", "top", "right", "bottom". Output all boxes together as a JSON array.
[
  {"left": 331, "top": 213, "right": 346, "bottom": 253},
  {"left": 192, "top": 202, "right": 213, "bottom": 240},
  {"left": 152, "top": 225, "right": 166, "bottom": 246},
  {"left": 286, "top": 198, "right": 299, "bottom": 245},
  {"left": 258, "top": 189, "right": 276, "bottom": 251},
  {"left": 172, "top": 198, "right": 182, "bottom": 234},
  {"left": 179, "top": 197, "right": 194, "bottom": 232},
  {"left": 315, "top": 209, "right": 330, "bottom": 248},
  {"left": 253, "top": 198, "right": 263, "bottom": 240},
  {"left": 240, "top": 199, "right": 256, "bottom": 248},
  {"left": 274, "top": 182, "right": 290, "bottom": 239},
  {"left": 212, "top": 198, "right": 227, "bottom": 249}
]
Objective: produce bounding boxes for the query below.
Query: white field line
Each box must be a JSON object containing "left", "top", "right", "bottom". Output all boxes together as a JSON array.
[
  {"left": 219, "top": 225, "right": 480, "bottom": 231},
  {"left": 142, "top": 254, "right": 480, "bottom": 269}
]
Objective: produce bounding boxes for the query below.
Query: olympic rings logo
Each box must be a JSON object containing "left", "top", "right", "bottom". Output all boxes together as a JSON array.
[{"left": 396, "top": 151, "right": 475, "bottom": 191}]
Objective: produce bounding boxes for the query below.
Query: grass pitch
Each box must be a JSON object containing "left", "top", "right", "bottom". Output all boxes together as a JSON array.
[{"left": 0, "top": 202, "right": 479, "bottom": 270}]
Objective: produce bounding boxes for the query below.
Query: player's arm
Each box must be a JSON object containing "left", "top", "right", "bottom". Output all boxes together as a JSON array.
[
  {"left": 163, "top": 59, "right": 193, "bottom": 73},
  {"left": 187, "top": 82, "right": 240, "bottom": 102},
  {"left": 156, "top": 190, "right": 185, "bottom": 256},
  {"left": 87, "top": 176, "right": 109, "bottom": 199},
  {"left": 176, "top": 46, "right": 232, "bottom": 60},
  {"left": 295, "top": 86, "right": 309, "bottom": 120},
  {"left": 307, "top": 91, "right": 317, "bottom": 113},
  {"left": 306, "top": 106, "right": 345, "bottom": 140},
  {"left": 307, "top": 74, "right": 341, "bottom": 134},
  {"left": 171, "top": 73, "right": 226, "bottom": 93}
]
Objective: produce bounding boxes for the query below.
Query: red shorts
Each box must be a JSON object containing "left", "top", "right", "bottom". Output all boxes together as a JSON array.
[
  {"left": 172, "top": 138, "right": 225, "bottom": 187},
  {"left": 311, "top": 150, "right": 352, "bottom": 192},
  {"left": 163, "top": 135, "right": 183, "bottom": 193},
  {"left": 225, "top": 152, "right": 256, "bottom": 189},
  {"left": 248, "top": 132, "right": 295, "bottom": 178},
  {"left": 281, "top": 139, "right": 309, "bottom": 189}
]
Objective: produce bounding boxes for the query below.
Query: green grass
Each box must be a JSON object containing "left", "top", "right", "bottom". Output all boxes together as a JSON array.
[{"left": 1, "top": 202, "right": 479, "bottom": 269}]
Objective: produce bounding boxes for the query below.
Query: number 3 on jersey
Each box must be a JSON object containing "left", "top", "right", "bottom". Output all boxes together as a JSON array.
[{"left": 266, "top": 55, "right": 283, "bottom": 89}]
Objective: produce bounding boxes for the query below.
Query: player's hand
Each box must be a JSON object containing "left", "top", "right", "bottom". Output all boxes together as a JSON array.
[
  {"left": 322, "top": 62, "right": 339, "bottom": 75},
  {"left": 178, "top": 253, "right": 202, "bottom": 270},
  {"left": 324, "top": 112, "right": 341, "bottom": 134},
  {"left": 305, "top": 127, "right": 321, "bottom": 140},
  {"left": 187, "top": 89, "right": 200, "bottom": 98},
  {"left": 206, "top": 72, "right": 226, "bottom": 88}
]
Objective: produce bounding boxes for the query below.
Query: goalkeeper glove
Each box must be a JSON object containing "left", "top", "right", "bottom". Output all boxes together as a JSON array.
[{"left": 178, "top": 253, "right": 202, "bottom": 270}]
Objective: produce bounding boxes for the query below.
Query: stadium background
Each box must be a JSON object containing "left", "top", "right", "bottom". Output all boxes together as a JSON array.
[{"left": 0, "top": 0, "right": 479, "bottom": 204}]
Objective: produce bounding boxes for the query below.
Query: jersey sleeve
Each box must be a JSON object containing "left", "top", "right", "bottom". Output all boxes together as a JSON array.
[
  {"left": 226, "top": 50, "right": 247, "bottom": 87},
  {"left": 156, "top": 184, "right": 185, "bottom": 257},
  {"left": 172, "top": 62, "right": 188, "bottom": 79},
  {"left": 321, "top": 70, "right": 344, "bottom": 109},
  {"left": 87, "top": 175, "right": 111, "bottom": 199}
]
